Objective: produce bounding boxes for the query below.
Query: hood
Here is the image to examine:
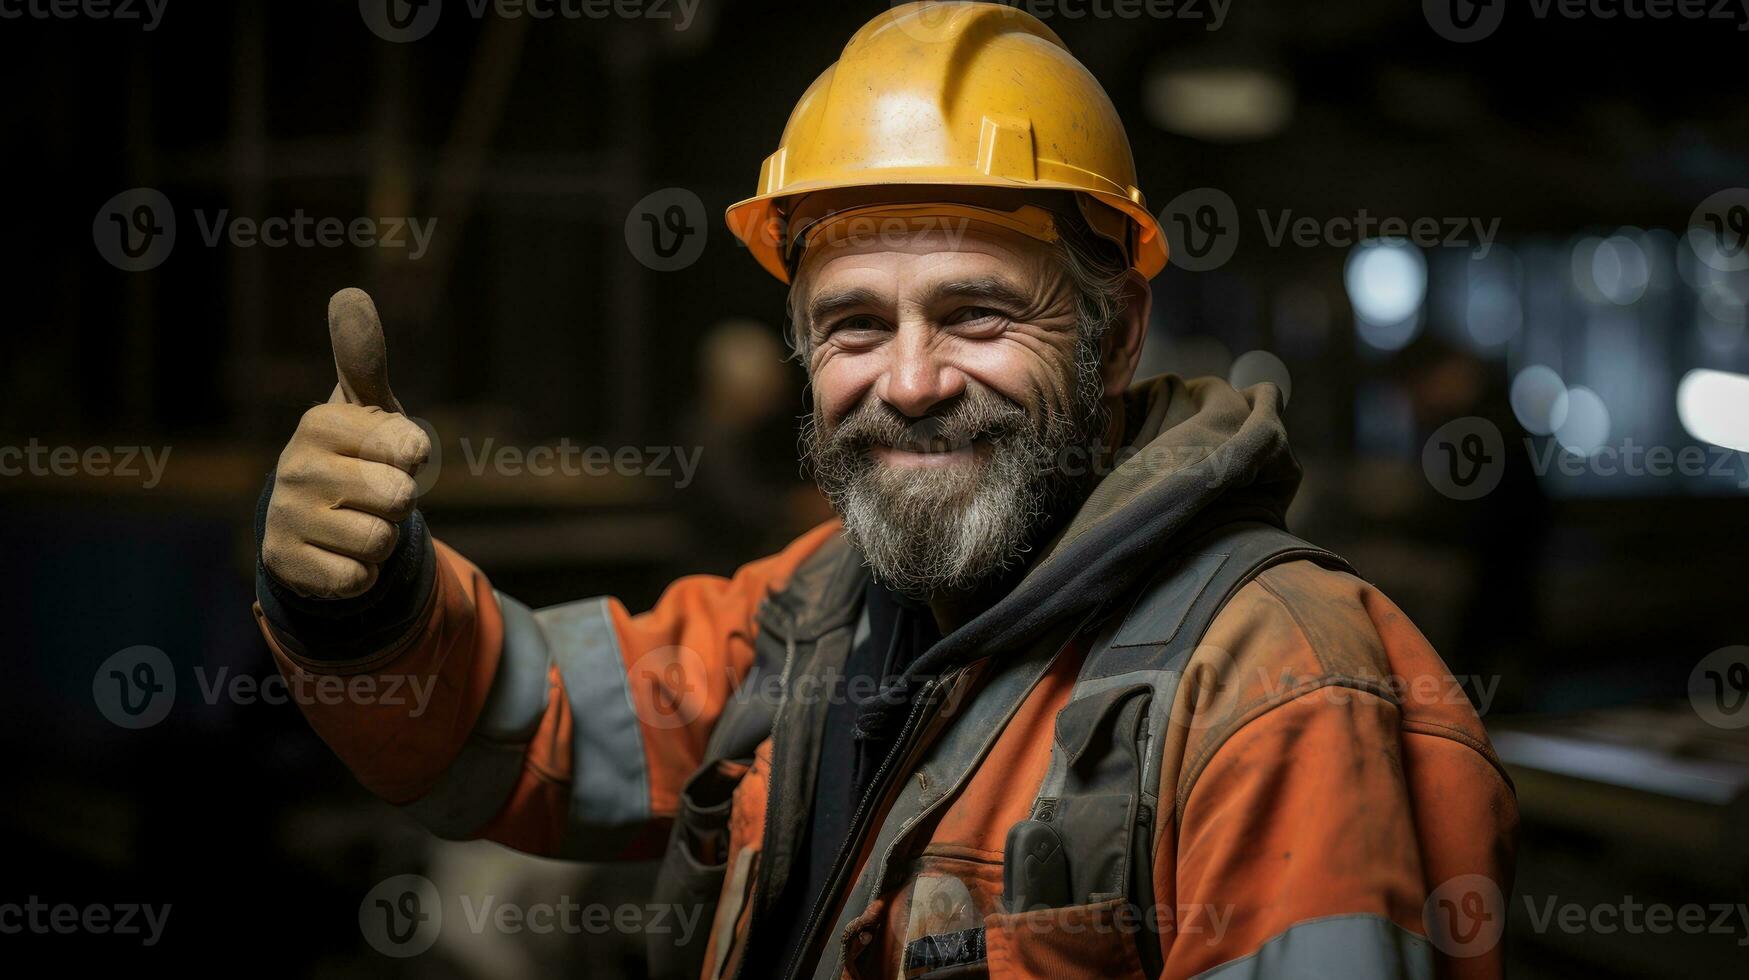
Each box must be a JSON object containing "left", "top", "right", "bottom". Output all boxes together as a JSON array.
[
  {"left": 1035, "top": 372, "right": 1302, "bottom": 572},
  {"left": 856, "top": 373, "right": 1302, "bottom": 734}
]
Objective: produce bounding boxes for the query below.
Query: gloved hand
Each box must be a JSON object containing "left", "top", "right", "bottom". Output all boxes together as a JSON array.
[{"left": 263, "top": 288, "right": 431, "bottom": 599}]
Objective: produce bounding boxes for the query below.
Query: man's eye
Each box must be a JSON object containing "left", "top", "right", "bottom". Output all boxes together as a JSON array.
[
  {"left": 948, "top": 306, "right": 1009, "bottom": 327},
  {"left": 828, "top": 315, "right": 886, "bottom": 340}
]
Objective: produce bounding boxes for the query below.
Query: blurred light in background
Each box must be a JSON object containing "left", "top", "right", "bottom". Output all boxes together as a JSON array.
[
  {"left": 1144, "top": 63, "right": 1293, "bottom": 142},
  {"left": 1511, "top": 365, "right": 1571, "bottom": 436},
  {"left": 1677, "top": 368, "right": 1749, "bottom": 452},
  {"left": 1586, "top": 232, "right": 1651, "bottom": 306},
  {"left": 1228, "top": 349, "right": 1292, "bottom": 406},
  {"left": 1464, "top": 247, "right": 1523, "bottom": 350},
  {"left": 1696, "top": 280, "right": 1747, "bottom": 352},
  {"left": 1346, "top": 240, "right": 1427, "bottom": 351},
  {"left": 1639, "top": 228, "right": 1679, "bottom": 295},
  {"left": 1554, "top": 385, "right": 1611, "bottom": 457}
]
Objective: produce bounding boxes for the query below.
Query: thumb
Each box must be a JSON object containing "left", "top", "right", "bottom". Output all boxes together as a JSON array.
[{"left": 327, "top": 287, "right": 405, "bottom": 413}]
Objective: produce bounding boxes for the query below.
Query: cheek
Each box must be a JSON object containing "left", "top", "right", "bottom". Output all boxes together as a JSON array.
[
  {"left": 810, "top": 350, "right": 885, "bottom": 424},
  {"left": 951, "top": 337, "right": 1078, "bottom": 412}
]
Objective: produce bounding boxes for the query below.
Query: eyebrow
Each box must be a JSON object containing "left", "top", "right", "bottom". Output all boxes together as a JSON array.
[
  {"left": 807, "top": 286, "right": 888, "bottom": 328},
  {"left": 923, "top": 277, "right": 1034, "bottom": 313}
]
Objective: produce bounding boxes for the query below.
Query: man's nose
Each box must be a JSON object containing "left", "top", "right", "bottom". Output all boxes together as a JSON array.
[{"left": 874, "top": 329, "right": 966, "bottom": 418}]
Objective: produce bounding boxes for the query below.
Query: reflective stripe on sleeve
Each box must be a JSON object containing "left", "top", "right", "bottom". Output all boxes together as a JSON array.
[
  {"left": 1191, "top": 914, "right": 1434, "bottom": 980},
  {"left": 542, "top": 596, "right": 652, "bottom": 828}
]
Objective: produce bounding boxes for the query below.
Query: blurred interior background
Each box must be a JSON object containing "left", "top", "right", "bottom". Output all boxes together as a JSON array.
[{"left": 2, "top": 0, "right": 1746, "bottom": 975}]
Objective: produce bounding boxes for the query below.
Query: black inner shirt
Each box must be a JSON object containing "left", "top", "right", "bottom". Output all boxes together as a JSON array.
[{"left": 770, "top": 577, "right": 942, "bottom": 957}]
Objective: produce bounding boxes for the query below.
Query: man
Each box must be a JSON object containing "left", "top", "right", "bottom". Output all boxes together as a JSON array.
[{"left": 254, "top": 3, "right": 1516, "bottom": 978}]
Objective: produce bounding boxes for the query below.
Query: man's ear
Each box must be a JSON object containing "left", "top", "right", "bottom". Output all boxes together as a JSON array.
[{"left": 1099, "top": 271, "right": 1153, "bottom": 398}]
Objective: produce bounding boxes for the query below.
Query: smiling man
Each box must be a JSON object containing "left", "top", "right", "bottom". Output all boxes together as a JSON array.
[{"left": 253, "top": 4, "right": 1516, "bottom": 978}]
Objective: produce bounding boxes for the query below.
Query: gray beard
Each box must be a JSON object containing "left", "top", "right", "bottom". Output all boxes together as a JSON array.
[{"left": 802, "top": 340, "right": 1108, "bottom": 599}]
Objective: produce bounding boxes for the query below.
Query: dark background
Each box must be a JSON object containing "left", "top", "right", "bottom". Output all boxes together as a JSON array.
[{"left": 2, "top": 0, "right": 1746, "bottom": 975}]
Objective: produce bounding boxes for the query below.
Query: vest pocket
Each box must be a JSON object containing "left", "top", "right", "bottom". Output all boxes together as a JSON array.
[
  {"left": 646, "top": 758, "right": 752, "bottom": 980},
  {"left": 983, "top": 897, "right": 1150, "bottom": 979}
]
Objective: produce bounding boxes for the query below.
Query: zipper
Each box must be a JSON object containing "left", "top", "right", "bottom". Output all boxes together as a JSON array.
[
  {"left": 774, "top": 674, "right": 947, "bottom": 980},
  {"left": 760, "top": 605, "right": 1103, "bottom": 979},
  {"left": 848, "top": 616, "right": 1091, "bottom": 941},
  {"left": 728, "top": 608, "right": 804, "bottom": 980}
]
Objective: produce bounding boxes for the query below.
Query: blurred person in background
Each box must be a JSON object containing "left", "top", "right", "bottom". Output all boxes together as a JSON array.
[
  {"left": 251, "top": 4, "right": 1515, "bottom": 978},
  {"left": 681, "top": 317, "right": 830, "bottom": 574},
  {"left": 1399, "top": 335, "right": 1548, "bottom": 716}
]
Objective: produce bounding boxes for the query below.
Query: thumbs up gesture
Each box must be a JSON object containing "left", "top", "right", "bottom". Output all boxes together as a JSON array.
[{"left": 263, "top": 288, "right": 432, "bottom": 599}]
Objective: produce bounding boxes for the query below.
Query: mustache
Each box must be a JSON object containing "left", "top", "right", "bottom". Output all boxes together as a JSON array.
[{"left": 823, "top": 386, "right": 1033, "bottom": 456}]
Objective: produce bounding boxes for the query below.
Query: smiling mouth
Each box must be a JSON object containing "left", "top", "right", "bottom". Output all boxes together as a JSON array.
[
  {"left": 899, "top": 432, "right": 973, "bottom": 453},
  {"left": 872, "top": 432, "right": 986, "bottom": 466}
]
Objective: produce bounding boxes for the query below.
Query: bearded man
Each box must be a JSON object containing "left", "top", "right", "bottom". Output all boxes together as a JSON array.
[{"left": 254, "top": 4, "right": 1516, "bottom": 978}]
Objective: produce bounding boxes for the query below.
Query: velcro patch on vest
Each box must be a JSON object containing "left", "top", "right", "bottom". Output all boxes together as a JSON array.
[
  {"left": 902, "top": 927, "right": 987, "bottom": 977},
  {"left": 1110, "top": 553, "right": 1227, "bottom": 649}
]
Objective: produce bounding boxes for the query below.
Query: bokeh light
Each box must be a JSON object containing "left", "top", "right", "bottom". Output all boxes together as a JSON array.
[
  {"left": 1346, "top": 240, "right": 1427, "bottom": 351},
  {"left": 1554, "top": 386, "right": 1611, "bottom": 456},
  {"left": 1677, "top": 368, "right": 1749, "bottom": 453},
  {"left": 1510, "top": 365, "right": 1571, "bottom": 436}
]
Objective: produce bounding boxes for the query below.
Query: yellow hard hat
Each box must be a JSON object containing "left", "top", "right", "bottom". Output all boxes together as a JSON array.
[{"left": 724, "top": 1, "right": 1168, "bottom": 283}]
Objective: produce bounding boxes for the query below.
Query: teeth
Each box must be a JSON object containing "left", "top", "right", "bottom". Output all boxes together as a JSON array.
[{"left": 889, "top": 432, "right": 977, "bottom": 453}]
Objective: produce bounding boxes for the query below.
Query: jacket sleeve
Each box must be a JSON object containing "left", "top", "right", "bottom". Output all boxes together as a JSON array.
[
  {"left": 1156, "top": 567, "right": 1518, "bottom": 980},
  {"left": 254, "top": 505, "right": 843, "bottom": 861}
]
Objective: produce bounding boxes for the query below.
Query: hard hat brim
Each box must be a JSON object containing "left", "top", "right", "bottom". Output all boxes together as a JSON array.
[{"left": 725, "top": 177, "right": 1168, "bottom": 284}]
